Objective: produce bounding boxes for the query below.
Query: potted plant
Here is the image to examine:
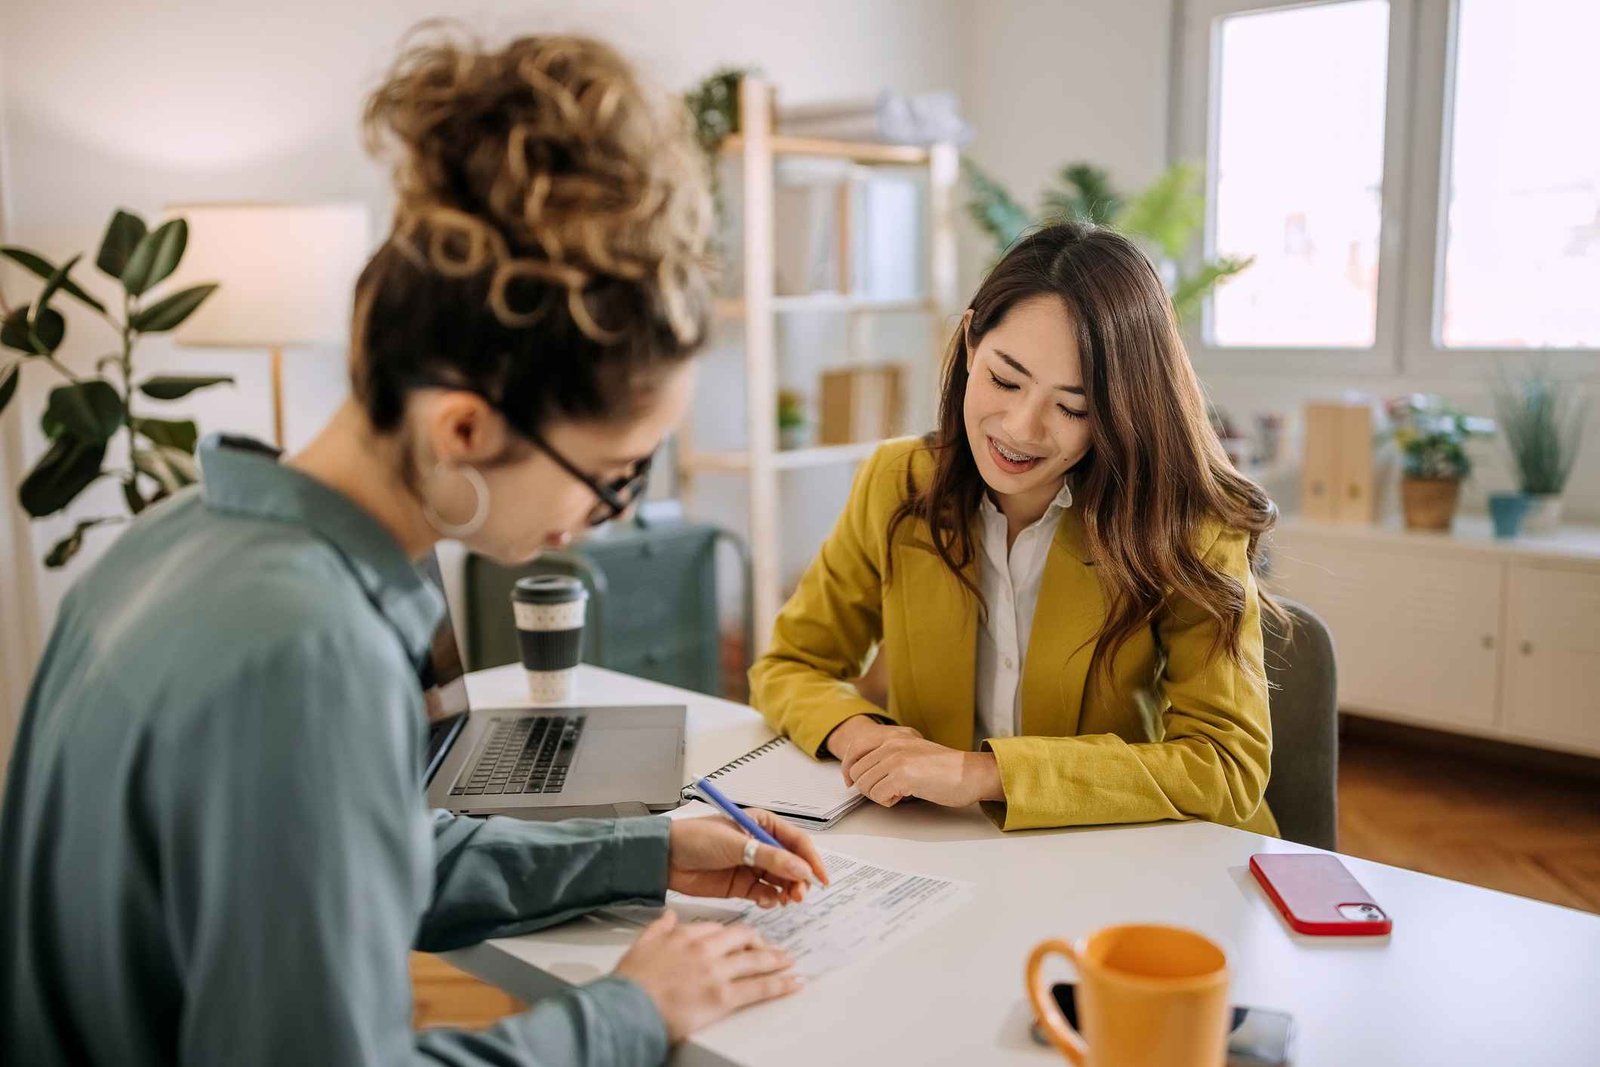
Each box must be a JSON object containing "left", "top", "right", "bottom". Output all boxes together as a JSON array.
[
  {"left": 1493, "top": 369, "right": 1587, "bottom": 533},
  {"left": 963, "top": 158, "right": 1252, "bottom": 324},
  {"left": 0, "top": 209, "right": 229, "bottom": 568},
  {"left": 777, "top": 388, "right": 811, "bottom": 451},
  {"left": 1383, "top": 394, "right": 1495, "bottom": 532}
]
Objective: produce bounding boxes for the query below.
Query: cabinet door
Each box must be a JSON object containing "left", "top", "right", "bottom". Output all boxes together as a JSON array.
[
  {"left": 1503, "top": 565, "right": 1600, "bottom": 753},
  {"left": 1269, "top": 537, "right": 1503, "bottom": 729}
]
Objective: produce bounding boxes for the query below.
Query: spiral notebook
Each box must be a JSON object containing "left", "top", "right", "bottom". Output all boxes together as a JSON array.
[{"left": 686, "top": 737, "right": 865, "bottom": 829}]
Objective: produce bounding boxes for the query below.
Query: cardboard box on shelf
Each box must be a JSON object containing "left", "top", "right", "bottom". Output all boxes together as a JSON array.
[{"left": 819, "top": 364, "right": 905, "bottom": 445}]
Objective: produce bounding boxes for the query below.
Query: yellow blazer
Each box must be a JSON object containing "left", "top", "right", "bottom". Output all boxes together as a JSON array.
[{"left": 750, "top": 437, "right": 1278, "bottom": 835}]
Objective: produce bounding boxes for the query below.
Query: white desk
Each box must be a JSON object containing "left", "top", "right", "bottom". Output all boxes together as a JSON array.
[{"left": 447, "top": 665, "right": 1600, "bottom": 1067}]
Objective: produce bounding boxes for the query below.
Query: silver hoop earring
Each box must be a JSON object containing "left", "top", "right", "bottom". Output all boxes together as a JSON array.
[{"left": 422, "top": 462, "right": 490, "bottom": 539}]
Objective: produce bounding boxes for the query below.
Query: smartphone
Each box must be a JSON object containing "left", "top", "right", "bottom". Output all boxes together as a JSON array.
[
  {"left": 1251, "top": 852, "right": 1392, "bottom": 936},
  {"left": 1029, "top": 983, "right": 1296, "bottom": 1067}
]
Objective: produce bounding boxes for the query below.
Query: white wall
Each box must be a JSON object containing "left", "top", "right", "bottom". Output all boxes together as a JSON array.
[
  {"left": 0, "top": 0, "right": 968, "bottom": 696},
  {"left": 958, "top": 0, "right": 1177, "bottom": 295}
]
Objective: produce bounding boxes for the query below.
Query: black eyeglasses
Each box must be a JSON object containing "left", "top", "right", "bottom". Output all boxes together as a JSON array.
[
  {"left": 408, "top": 376, "right": 654, "bottom": 528},
  {"left": 528, "top": 430, "right": 654, "bottom": 528}
]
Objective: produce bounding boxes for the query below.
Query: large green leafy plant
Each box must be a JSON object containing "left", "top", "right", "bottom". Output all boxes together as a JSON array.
[
  {"left": 0, "top": 209, "right": 230, "bottom": 568},
  {"left": 964, "top": 159, "right": 1253, "bottom": 323}
]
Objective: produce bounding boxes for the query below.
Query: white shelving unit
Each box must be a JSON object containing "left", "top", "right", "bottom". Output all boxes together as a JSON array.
[{"left": 679, "top": 78, "right": 960, "bottom": 646}]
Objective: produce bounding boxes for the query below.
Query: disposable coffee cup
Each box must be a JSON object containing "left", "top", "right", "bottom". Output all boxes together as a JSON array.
[{"left": 511, "top": 576, "right": 589, "bottom": 704}]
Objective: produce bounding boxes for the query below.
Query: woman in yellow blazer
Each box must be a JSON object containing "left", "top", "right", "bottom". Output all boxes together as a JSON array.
[{"left": 752, "top": 222, "right": 1283, "bottom": 834}]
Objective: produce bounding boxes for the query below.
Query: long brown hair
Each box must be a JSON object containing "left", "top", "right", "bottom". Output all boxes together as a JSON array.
[{"left": 890, "top": 221, "right": 1281, "bottom": 682}]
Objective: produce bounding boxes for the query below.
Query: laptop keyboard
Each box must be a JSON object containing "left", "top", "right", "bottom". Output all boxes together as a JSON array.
[{"left": 449, "top": 715, "right": 586, "bottom": 797}]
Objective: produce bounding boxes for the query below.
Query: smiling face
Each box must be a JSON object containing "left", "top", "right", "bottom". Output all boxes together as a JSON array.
[{"left": 961, "top": 294, "right": 1093, "bottom": 518}]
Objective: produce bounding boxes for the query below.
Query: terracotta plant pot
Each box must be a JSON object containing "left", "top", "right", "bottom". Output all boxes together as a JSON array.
[{"left": 1400, "top": 476, "right": 1461, "bottom": 531}]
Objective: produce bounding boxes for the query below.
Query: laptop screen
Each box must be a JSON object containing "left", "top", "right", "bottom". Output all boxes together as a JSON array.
[{"left": 418, "top": 552, "right": 471, "bottom": 780}]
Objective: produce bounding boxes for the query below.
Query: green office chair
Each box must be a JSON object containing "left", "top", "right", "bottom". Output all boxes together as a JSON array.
[
  {"left": 462, "top": 520, "right": 751, "bottom": 698},
  {"left": 1262, "top": 599, "right": 1340, "bottom": 850}
]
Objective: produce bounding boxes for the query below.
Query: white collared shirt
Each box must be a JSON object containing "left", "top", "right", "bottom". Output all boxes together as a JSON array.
[{"left": 975, "top": 480, "right": 1074, "bottom": 745}]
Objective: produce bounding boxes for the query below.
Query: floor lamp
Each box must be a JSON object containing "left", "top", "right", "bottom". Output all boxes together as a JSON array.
[{"left": 166, "top": 203, "right": 369, "bottom": 449}]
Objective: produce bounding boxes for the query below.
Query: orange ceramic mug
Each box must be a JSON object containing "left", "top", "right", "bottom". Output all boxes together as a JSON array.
[{"left": 1026, "top": 924, "right": 1231, "bottom": 1067}]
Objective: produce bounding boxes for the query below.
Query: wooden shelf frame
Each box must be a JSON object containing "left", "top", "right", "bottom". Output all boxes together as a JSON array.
[{"left": 681, "top": 78, "right": 960, "bottom": 646}]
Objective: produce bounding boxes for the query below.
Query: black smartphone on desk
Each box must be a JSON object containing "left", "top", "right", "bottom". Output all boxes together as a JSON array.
[{"left": 1029, "top": 982, "right": 1295, "bottom": 1067}]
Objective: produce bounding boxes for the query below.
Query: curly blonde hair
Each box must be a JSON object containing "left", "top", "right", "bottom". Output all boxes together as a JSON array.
[{"left": 352, "top": 25, "right": 714, "bottom": 436}]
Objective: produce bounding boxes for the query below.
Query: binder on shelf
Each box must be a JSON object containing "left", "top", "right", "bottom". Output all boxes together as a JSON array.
[{"left": 1301, "top": 402, "right": 1375, "bottom": 524}]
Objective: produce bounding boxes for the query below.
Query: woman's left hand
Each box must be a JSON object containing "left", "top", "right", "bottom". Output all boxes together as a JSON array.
[
  {"left": 667, "top": 810, "right": 830, "bottom": 908},
  {"left": 843, "top": 735, "right": 1004, "bottom": 808}
]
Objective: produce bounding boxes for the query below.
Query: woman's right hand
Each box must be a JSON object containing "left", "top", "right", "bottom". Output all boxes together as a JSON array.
[
  {"left": 825, "top": 715, "right": 922, "bottom": 767},
  {"left": 614, "top": 911, "right": 801, "bottom": 1042}
]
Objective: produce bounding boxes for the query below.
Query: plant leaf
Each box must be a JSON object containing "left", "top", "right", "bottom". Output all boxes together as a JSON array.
[
  {"left": 0, "top": 246, "right": 108, "bottom": 313},
  {"left": 961, "top": 157, "right": 1033, "bottom": 255},
  {"left": 19, "top": 436, "right": 107, "bottom": 517},
  {"left": 43, "top": 380, "right": 123, "bottom": 444},
  {"left": 2, "top": 306, "right": 65, "bottom": 354},
  {"left": 96, "top": 210, "right": 147, "bottom": 279},
  {"left": 34, "top": 253, "right": 83, "bottom": 318},
  {"left": 0, "top": 362, "right": 18, "bottom": 417},
  {"left": 137, "top": 373, "right": 233, "bottom": 400},
  {"left": 1171, "top": 255, "right": 1253, "bottom": 324},
  {"left": 132, "top": 416, "right": 198, "bottom": 453},
  {"left": 123, "top": 477, "right": 147, "bottom": 515},
  {"left": 159, "top": 444, "right": 200, "bottom": 484},
  {"left": 119, "top": 218, "right": 187, "bottom": 297},
  {"left": 133, "top": 446, "right": 198, "bottom": 492},
  {"left": 1041, "top": 163, "right": 1124, "bottom": 226},
  {"left": 44, "top": 517, "right": 117, "bottom": 569},
  {"left": 0, "top": 309, "right": 28, "bottom": 352},
  {"left": 129, "top": 284, "right": 218, "bottom": 333},
  {"left": 1118, "top": 162, "right": 1205, "bottom": 261}
]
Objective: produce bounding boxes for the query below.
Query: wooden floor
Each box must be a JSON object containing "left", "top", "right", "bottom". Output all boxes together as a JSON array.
[
  {"left": 411, "top": 719, "right": 1600, "bottom": 1030},
  {"left": 1336, "top": 717, "right": 1600, "bottom": 914}
]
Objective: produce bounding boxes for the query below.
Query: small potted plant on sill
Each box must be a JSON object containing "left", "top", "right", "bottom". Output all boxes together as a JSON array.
[
  {"left": 1384, "top": 394, "right": 1495, "bottom": 532},
  {"left": 1493, "top": 368, "right": 1587, "bottom": 534},
  {"left": 777, "top": 388, "right": 811, "bottom": 451}
]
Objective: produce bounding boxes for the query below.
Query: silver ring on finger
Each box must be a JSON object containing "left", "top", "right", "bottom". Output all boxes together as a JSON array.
[{"left": 742, "top": 836, "right": 760, "bottom": 868}]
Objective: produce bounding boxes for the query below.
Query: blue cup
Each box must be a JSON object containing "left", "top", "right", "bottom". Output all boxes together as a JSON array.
[{"left": 1489, "top": 492, "right": 1530, "bottom": 539}]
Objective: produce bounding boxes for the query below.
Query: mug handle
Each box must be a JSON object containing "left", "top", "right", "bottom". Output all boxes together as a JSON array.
[{"left": 1027, "top": 938, "right": 1090, "bottom": 1066}]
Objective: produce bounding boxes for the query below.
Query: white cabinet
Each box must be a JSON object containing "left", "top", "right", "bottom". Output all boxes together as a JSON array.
[
  {"left": 1268, "top": 517, "right": 1600, "bottom": 757},
  {"left": 1502, "top": 566, "right": 1600, "bottom": 751},
  {"left": 1270, "top": 541, "right": 1501, "bottom": 728}
]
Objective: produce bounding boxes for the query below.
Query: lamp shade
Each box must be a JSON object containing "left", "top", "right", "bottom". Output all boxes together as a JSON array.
[{"left": 165, "top": 202, "right": 370, "bottom": 348}]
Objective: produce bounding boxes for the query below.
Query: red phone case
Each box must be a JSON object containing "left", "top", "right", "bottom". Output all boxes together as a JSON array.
[{"left": 1250, "top": 853, "right": 1392, "bottom": 936}]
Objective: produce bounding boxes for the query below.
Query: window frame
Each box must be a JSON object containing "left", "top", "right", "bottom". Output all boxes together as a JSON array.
[
  {"left": 1175, "top": 0, "right": 1600, "bottom": 381},
  {"left": 1400, "top": 0, "right": 1600, "bottom": 377}
]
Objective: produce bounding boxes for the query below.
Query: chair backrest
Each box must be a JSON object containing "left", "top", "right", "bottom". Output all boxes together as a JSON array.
[
  {"left": 1262, "top": 599, "right": 1339, "bottom": 850},
  {"left": 462, "top": 521, "right": 743, "bottom": 697}
]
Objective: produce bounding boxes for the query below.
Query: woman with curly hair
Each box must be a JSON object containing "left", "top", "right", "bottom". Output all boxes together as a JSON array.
[
  {"left": 752, "top": 222, "right": 1284, "bottom": 835},
  {"left": 0, "top": 29, "right": 823, "bottom": 1067}
]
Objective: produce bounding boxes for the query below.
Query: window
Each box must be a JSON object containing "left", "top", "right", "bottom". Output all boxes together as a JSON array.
[
  {"left": 1437, "top": 0, "right": 1600, "bottom": 348},
  {"left": 1185, "top": 0, "right": 1600, "bottom": 368},
  {"left": 1208, "top": 0, "right": 1391, "bottom": 348}
]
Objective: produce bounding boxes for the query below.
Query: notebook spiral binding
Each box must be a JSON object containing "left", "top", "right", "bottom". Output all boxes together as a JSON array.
[
  {"left": 707, "top": 737, "right": 786, "bottom": 778},
  {"left": 681, "top": 737, "right": 788, "bottom": 799}
]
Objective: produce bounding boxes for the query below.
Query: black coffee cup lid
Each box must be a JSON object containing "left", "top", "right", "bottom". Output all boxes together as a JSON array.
[{"left": 512, "top": 575, "right": 588, "bottom": 604}]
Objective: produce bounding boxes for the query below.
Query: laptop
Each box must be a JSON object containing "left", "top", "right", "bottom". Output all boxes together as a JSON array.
[{"left": 418, "top": 553, "right": 686, "bottom": 819}]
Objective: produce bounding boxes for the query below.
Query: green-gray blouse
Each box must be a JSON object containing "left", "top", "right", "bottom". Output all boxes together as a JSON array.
[{"left": 0, "top": 435, "right": 673, "bottom": 1065}]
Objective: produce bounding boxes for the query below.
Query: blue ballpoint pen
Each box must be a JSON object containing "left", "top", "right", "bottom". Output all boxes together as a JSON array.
[{"left": 693, "top": 775, "right": 823, "bottom": 888}]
